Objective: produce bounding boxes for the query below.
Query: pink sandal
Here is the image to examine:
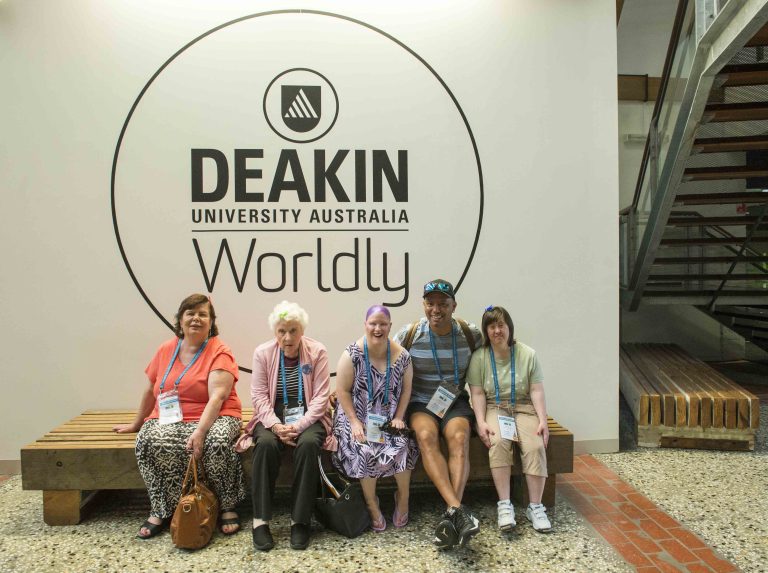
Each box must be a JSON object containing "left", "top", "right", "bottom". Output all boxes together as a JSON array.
[
  {"left": 371, "top": 496, "right": 387, "bottom": 532},
  {"left": 392, "top": 491, "right": 409, "bottom": 528}
]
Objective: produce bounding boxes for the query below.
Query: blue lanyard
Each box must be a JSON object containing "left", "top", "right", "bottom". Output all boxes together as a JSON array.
[
  {"left": 159, "top": 338, "right": 209, "bottom": 392},
  {"left": 364, "top": 338, "right": 391, "bottom": 406},
  {"left": 428, "top": 322, "right": 459, "bottom": 386},
  {"left": 489, "top": 345, "right": 515, "bottom": 406},
  {"left": 280, "top": 350, "right": 304, "bottom": 406}
]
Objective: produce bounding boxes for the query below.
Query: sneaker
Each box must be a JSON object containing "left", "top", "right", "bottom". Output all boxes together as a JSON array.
[
  {"left": 433, "top": 513, "right": 459, "bottom": 549},
  {"left": 497, "top": 500, "right": 516, "bottom": 531},
  {"left": 450, "top": 505, "right": 480, "bottom": 547},
  {"left": 525, "top": 503, "right": 552, "bottom": 533}
]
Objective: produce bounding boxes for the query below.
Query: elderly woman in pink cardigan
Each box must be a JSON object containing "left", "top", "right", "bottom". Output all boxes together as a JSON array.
[{"left": 239, "top": 301, "right": 334, "bottom": 552}]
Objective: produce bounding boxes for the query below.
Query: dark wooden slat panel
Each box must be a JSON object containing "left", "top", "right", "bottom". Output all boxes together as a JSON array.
[{"left": 644, "top": 289, "right": 768, "bottom": 296}]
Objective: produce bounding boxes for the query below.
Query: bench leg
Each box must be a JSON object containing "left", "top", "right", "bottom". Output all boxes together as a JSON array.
[{"left": 42, "top": 490, "right": 98, "bottom": 525}]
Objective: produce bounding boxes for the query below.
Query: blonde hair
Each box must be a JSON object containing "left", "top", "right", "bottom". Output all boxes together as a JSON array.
[{"left": 268, "top": 300, "right": 309, "bottom": 331}]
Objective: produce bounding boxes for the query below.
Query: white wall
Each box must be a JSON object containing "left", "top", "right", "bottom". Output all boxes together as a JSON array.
[{"left": 0, "top": 0, "right": 619, "bottom": 465}]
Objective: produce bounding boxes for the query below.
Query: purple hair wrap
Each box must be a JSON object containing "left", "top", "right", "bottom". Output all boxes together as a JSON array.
[{"left": 365, "top": 305, "right": 391, "bottom": 320}]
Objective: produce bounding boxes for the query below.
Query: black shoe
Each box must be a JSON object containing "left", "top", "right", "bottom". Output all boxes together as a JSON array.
[
  {"left": 252, "top": 525, "right": 274, "bottom": 551},
  {"left": 290, "top": 523, "right": 310, "bottom": 550},
  {"left": 450, "top": 505, "right": 480, "bottom": 547},
  {"left": 433, "top": 513, "right": 459, "bottom": 549}
]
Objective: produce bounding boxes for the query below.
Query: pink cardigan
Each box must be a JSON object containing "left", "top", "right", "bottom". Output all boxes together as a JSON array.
[{"left": 237, "top": 336, "right": 336, "bottom": 452}]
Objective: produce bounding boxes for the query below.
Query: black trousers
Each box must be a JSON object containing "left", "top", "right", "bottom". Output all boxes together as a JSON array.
[{"left": 251, "top": 421, "right": 326, "bottom": 525}]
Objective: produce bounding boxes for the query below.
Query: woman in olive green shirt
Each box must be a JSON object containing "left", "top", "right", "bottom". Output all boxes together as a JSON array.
[{"left": 467, "top": 305, "right": 552, "bottom": 533}]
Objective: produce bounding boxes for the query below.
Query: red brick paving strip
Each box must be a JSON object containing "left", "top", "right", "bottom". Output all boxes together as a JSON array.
[{"left": 558, "top": 455, "right": 739, "bottom": 573}]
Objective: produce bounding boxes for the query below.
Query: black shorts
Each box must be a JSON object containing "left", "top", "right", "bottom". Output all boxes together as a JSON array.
[{"left": 407, "top": 393, "right": 475, "bottom": 432}]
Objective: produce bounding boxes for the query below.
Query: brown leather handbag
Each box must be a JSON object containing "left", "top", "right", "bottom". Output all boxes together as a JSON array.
[{"left": 170, "top": 455, "right": 219, "bottom": 550}]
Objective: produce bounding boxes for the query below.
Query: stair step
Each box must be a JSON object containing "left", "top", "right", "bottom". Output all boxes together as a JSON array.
[
  {"left": 674, "top": 191, "right": 768, "bottom": 205},
  {"left": 644, "top": 289, "right": 768, "bottom": 297},
  {"left": 648, "top": 274, "right": 767, "bottom": 281},
  {"left": 667, "top": 215, "right": 762, "bottom": 226},
  {"left": 693, "top": 134, "right": 768, "bottom": 153},
  {"left": 683, "top": 166, "right": 768, "bottom": 181},
  {"left": 714, "top": 315, "right": 768, "bottom": 330},
  {"left": 654, "top": 256, "right": 768, "bottom": 264},
  {"left": 713, "top": 305, "right": 768, "bottom": 318},
  {"left": 659, "top": 237, "right": 767, "bottom": 246},
  {"left": 718, "top": 62, "right": 768, "bottom": 87},
  {"left": 702, "top": 102, "right": 768, "bottom": 123},
  {"left": 746, "top": 22, "right": 768, "bottom": 47}
]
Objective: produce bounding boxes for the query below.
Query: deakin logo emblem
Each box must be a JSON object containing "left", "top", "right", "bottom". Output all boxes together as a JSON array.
[
  {"left": 264, "top": 68, "right": 339, "bottom": 143},
  {"left": 282, "top": 86, "right": 321, "bottom": 132}
]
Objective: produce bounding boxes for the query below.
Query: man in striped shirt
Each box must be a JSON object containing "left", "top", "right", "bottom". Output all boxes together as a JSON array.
[{"left": 393, "top": 279, "right": 483, "bottom": 549}]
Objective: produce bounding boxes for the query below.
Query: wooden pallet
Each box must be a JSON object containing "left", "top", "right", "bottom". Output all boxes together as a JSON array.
[
  {"left": 620, "top": 343, "right": 759, "bottom": 450},
  {"left": 21, "top": 409, "right": 573, "bottom": 525}
]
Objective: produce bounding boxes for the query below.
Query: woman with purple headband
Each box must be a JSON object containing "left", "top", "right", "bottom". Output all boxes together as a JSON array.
[{"left": 332, "top": 305, "right": 418, "bottom": 531}]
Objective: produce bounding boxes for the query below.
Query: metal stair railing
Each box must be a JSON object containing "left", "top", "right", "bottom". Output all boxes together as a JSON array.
[{"left": 621, "top": 0, "right": 768, "bottom": 310}]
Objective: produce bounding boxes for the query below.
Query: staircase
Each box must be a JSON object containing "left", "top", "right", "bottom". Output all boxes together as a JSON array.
[{"left": 621, "top": 0, "right": 768, "bottom": 355}]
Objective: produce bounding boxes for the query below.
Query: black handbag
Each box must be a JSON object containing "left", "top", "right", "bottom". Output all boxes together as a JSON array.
[{"left": 314, "top": 459, "right": 371, "bottom": 538}]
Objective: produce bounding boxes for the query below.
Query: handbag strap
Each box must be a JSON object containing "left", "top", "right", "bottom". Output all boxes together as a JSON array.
[
  {"left": 180, "top": 454, "right": 199, "bottom": 496},
  {"left": 317, "top": 457, "right": 343, "bottom": 499}
]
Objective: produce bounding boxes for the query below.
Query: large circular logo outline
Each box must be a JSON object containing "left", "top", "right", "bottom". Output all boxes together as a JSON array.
[
  {"left": 263, "top": 67, "right": 340, "bottom": 143},
  {"left": 110, "top": 9, "right": 485, "bottom": 373}
]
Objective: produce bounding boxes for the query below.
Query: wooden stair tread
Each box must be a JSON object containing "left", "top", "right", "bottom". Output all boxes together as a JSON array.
[
  {"left": 648, "top": 273, "right": 767, "bottom": 281},
  {"left": 702, "top": 101, "right": 768, "bottom": 123},
  {"left": 667, "top": 215, "right": 762, "bottom": 226},
  {"left": 674, "top": 191, "right": 768, "bottom": 205},
  {"left": 653, "top": 255, "right": 768, "bottom": 264},
  {"left": 683, "top": 165, "right": 768, "bottom": 181}
]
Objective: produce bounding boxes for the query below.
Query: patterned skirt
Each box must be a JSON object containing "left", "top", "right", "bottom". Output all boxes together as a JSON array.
[{"left": 135, "top": 416, "right": 246, "bottom": 519}]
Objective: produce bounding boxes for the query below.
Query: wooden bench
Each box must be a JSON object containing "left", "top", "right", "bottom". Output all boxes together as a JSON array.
[
  {"left": 620, "top": 343, "right": 759, "bottom": 450},
  {"left": 21, "top": 409, "right": 573, "bottom": 525}
]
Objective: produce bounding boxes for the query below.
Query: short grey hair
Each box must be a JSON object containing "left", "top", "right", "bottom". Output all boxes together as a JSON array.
[{"left": 268, "top": 300, "right": 309, "bottom": 331}]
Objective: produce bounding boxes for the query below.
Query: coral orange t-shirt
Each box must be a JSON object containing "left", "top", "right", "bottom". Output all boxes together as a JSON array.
[{"left": 145, "top": 336, "right": 241, "bottom": 422}]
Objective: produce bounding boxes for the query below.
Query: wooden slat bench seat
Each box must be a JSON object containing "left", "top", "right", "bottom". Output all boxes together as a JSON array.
[
  {"left": 620, "top": 343, "right": 759, "bottom": 450},
  {"left": 21, "top": 409, "right": 573, "bottom": 525}
]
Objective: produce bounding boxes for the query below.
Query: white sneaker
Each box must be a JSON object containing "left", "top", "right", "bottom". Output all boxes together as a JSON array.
[
  {"left": 497, "top": 500, "right": 516, "bottom": 531},
  {"left": 526, "top": 503, "right": 552, "bottom": 533}
]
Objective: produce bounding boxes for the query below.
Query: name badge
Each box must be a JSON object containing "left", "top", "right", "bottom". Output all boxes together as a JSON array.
[
  {"left": 158, "top": 390, "right": 183, "bottom": 425},
  {"left": 498, "top": 414, "right": 518, "bottom": 441},
  {"left": 366, "top": 413, "right": 387, "bottom": 443},
  {"left": 284, "top": 405, "right": 304, "bottom": 425},
  {"left": 426, "top": 381, "right": 457, "bottom": 418}
]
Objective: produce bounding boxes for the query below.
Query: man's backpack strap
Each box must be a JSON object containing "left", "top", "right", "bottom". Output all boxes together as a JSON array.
[
  {"left": 401, "top": 321, "right": 420, "bottom": 350},
  {"left": 456, "top": 318, "right": 477, "bottom": 353}
]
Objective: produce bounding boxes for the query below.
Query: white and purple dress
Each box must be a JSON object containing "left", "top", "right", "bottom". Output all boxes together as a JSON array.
[{"left": 332, "top": 344, "right": 419, "bottom": 478}]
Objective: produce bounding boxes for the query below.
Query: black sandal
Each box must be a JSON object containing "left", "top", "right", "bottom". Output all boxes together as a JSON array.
[
  {"left": 219, "top": 511, "right": 240, "bottom": 535},
  {"left": 137, "top": 518, "right": 167, "bottom": 539}
]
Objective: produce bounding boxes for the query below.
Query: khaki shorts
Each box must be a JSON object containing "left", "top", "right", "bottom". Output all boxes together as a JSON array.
[{"left": 484, "top": 402, "right": 547, "bottom": 477}]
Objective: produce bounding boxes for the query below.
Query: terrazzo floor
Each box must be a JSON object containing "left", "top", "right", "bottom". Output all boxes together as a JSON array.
[{"left": 2, "top": 374, "right": 765, "bottom": 572}]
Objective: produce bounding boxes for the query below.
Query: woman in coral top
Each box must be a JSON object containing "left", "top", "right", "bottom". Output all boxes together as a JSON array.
[{"left": 114, "top": 293, "right": 245, "bottom": 539}]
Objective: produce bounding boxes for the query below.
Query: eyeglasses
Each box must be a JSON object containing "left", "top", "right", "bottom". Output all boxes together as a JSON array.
[{"left": 425, "top": 282, "right": 451, "bottom": 293}]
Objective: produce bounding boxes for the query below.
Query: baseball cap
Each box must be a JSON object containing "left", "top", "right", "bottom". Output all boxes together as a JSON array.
[{"left": 423, "top": 279, "right": 455, "bottom": 299}]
